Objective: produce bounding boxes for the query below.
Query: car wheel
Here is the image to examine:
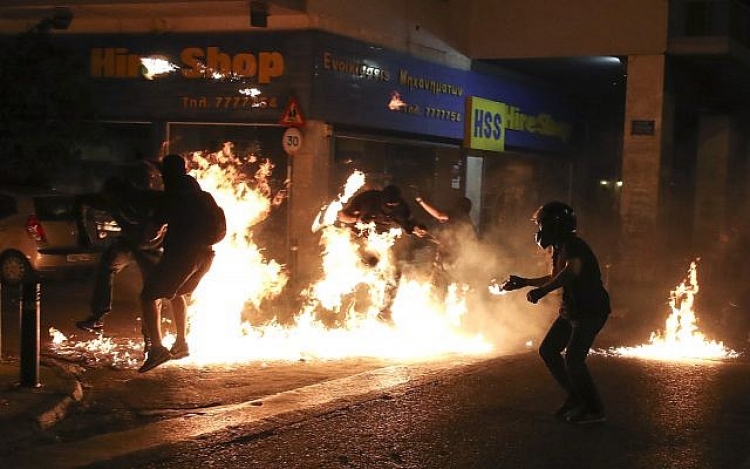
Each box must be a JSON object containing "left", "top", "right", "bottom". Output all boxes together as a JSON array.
[{"left": 0, "top": 251, "right": 34, "bottom": 285}]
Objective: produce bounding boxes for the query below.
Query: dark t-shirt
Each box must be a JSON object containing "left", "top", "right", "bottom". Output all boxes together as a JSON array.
[{"left": 552, "top": 236, "right": 611, "bottom": 319}]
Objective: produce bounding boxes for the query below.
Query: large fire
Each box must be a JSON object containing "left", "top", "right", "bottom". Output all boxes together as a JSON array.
[
  {"left": 51, "top": 151, "right": 492, "bottom": 368},
  {"left": 609, "top": 260, "right": 739, "bottom": 361}
]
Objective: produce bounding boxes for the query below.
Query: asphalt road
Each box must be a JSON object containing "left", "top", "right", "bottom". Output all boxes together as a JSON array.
[
  {"left": 70, "top": 352, "right": 750, "bottom": 469},
  {"left": 3, "top": 270, "right": 750, "bottom": 469}
]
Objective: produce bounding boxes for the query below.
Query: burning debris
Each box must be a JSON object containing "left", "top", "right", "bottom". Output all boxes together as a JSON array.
[
  {"left": 607, "top": 260, "right": 740, "bottom": 361},
  {"left": 49, "top": 327, "right": 145, "bottom": 369}
]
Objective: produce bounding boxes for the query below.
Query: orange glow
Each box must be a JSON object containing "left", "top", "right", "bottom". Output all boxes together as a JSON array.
[
  {"left": 51, "top": 160, "right": 492, "bottom": 368},
  {"left": 610, "top": 260, "right": 739, "bottom": 361}
]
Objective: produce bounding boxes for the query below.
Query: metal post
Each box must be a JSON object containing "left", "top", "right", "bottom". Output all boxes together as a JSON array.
[
  {"left": 0, "top": 281, "right": 3, "bottom": 358},
  {"left": 19, "top": 281, "right": 40, "bottom": 388}
]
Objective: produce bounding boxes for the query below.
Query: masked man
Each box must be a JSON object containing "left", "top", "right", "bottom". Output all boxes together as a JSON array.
[{"left": 501, "top": 201, "right": 611, "bottom": 424}]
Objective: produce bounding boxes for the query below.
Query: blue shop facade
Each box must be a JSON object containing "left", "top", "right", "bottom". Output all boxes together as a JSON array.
[{"left": 56, "top": 29, "right": 582, "bottom": 264}]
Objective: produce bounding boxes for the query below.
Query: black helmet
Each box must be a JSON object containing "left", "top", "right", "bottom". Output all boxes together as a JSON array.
[
  {"left": 532, "top": 201, "right": 577, "bottom": 248},
  {"left": 381, "top": 185, "right": 401, "bottom": 204},
  {"left": 160, "top": 154, "right": 187, "bottom": 178}
]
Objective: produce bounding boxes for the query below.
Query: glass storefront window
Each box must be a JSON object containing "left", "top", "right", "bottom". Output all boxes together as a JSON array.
[{"left": 332, "top": 135, "right": 462, "bottom": 211}]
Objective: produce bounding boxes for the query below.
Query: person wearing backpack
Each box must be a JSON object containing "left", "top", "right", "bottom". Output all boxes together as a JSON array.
[{"left": 138, "top": 154, "right": 223, "bottom": 373}]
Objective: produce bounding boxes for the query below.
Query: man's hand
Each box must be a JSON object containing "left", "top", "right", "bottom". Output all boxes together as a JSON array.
[
  {"left": 500, "top": 275, "right": 527, "bottom": 291},
  {"left": 412, "top": 226, "right": 429, "bottom": 238},
  {"left": 527, "top": 287, "right": 547, "bottom": 304}
]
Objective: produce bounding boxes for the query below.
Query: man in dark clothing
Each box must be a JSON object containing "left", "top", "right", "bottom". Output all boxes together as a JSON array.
[
  {"left": 75, "top": 177, "right": 166, "bottom": 342},
  {"left": 338, "top": 185, "right": 426, "bottom": 236},
  {"left": 138, "top": 154, "right": 217, "bottom": 373},
  {"left": 501, "top": 201, "right": 611, "bottom": 424},
  {"left": 415, "top": 195, "right": 478, "bottom": 273},
  {"left": 337, "top": 184, "right": 427, "bottom": 320}
]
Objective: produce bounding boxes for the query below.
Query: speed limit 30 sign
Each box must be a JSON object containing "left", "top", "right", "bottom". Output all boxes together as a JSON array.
[{"left": 282, "top": 127, "right": 303, "bottom": 156}]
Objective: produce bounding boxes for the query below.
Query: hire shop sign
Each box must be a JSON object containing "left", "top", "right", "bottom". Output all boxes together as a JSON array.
[
  {"left": 464, "top": 96, "right": 574, "bottom": 153},
  {"left": 55, "top": 32, "right": 314, "bottom": 122}
]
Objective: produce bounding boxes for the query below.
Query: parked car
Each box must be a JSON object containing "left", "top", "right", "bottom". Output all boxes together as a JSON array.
[{"left": 0, "top": 186, "right": 114, "bottom": 284}]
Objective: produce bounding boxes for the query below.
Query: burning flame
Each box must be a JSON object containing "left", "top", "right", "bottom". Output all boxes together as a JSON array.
[
  {"left": 140, "top": 56, "right": 179, "bottom": 80},
  {"left": 487, "top": 279, "right": 507, "bottom": 296},
  {"left": 388, "top": 91, "right": 407, "bottom": 110},
  {"left": 609, "top": 260, "right": 739, "bottom": 361},
  {"left": 311, "top": 170, "right": 366, "bottom": 232},
  {"left": 51, "top": 156, "right": 492, "bottom": 368}
]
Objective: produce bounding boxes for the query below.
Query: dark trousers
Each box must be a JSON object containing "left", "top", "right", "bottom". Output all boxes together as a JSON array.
[
  {"left": 538, "top": 313, "right": 608, "bottom": 413},
  {"left": 90, "top": 238, "right": 161, "bottom": 318}
]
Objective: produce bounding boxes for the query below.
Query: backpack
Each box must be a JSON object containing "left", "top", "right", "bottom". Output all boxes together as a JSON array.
[{"left": 196, "top": 190, "right": 227, "bottom": 245}]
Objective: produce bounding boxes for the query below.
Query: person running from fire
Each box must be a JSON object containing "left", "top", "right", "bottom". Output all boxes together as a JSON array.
[
  {"left": 138, "top": 154, "right": 219, "bottom": 373},
  {"left": 499, "top": 201, "right": 611, "bottom": 424},
  {"left": 337, "top": 184, "right": 428, "bottom": 321},
  {"left": 75, "top": 173, "right": 167, "bottom": 353}
]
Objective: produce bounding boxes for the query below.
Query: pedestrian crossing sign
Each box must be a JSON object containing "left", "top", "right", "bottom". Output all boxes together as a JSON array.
[{"left": 279, "top": 97, "right": 304, "bottom": 127}]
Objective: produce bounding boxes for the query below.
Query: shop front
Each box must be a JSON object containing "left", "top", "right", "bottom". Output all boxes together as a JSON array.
[
  {"left": 57, "top": 29, "right": 580, "bottom": 283},
  {"left": 310, "top": 32, "right": 580, "bottom": 264}
]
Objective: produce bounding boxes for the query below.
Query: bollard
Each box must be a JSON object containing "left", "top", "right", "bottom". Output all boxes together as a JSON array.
[
  {"left": 0, "top": 281, "right": 3, "bottom": 358},
  {"left": 19, "top": 281, "right": 41, "bottom": 388}
]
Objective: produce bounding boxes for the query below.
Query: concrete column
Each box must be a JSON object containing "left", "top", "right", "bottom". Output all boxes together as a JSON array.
[
  {"left": 287, "top": 120, "right": 332, "bottom": 289},
  {"left": 619, "top": 54, "right": 665, "bottom": 283},
  {"left": 694, "top": 115, "right": 732, "bottom": 253}
]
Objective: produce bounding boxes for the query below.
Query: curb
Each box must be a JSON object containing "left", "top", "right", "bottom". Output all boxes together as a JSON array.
[
  {"left": 0, "top": 357, "right": 84, "bottom": 436},
  {"left": 35, "top": 357, "right": 85, "bottom": 430},
  {"left": 36, "top": 377, "right": 83, "bottom": 430}
]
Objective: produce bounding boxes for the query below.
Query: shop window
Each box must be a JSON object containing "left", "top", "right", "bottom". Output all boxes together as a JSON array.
[{"left": 332, "top": 136, "right": 457, "bottom": 204}]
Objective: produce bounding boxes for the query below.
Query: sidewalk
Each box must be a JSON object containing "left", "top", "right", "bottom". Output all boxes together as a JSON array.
[
  {"left": 0, "top": 356, "right": 83, "bottom": 443},
  {"left": 0, "top": 350, "right": 408, "bottom": 454}
]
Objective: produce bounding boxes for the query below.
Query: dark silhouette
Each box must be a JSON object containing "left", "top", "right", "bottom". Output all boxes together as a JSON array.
[
  {"left": 415, "top": 195, "right": 478, "bottom": 276},
  {"left": 75, "top": 176, "right": 166, "bottom": 349},
  {"left": 138, "top": 154, "right": 219, "bottom": 373},
  {"left": 501, "top": 201, "right": 611, "bottom": 424}
]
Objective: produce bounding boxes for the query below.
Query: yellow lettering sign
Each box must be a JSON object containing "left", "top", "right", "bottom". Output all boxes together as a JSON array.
[
  {"left": 464, "top": 96, "right": 573, "bottom": 152},
  {"left": 91, "top": 47, "right": 285, "bottom": 83}
]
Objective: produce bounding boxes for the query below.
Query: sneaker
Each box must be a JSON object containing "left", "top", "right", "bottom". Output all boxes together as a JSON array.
[
  {"left": 554, "top": 396, "right": 584, "bottom": 419},
  {"left": 138, "top": 345, "right": 171, "bottom": 373},
  {"left": 75, "top": 317, "right": 104, "bottom": 333},
  {"left": 170, "top": 341, "right": 190, "bottom": 360},
  {"left": 566, "top": 409, "right": 606, "bottom": 424}
]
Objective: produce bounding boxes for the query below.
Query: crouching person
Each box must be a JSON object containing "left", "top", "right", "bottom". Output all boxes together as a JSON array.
[
  {"left": 501, "top": 202, "right": 611, "bottom": 424},
  {"left": 138, "top": 154, "right": 225, "bottom": 373}
]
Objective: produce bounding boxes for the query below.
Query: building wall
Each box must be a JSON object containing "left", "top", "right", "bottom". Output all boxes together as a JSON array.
[
  {"left": 458, "top": 0, "right": 669, "bottom": 58},
  {"left": 0, "top": 0, "right": 471, "bottom": 69},
  {"left": 308, "top": 0, "right": 470, "bottom": 68}
]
